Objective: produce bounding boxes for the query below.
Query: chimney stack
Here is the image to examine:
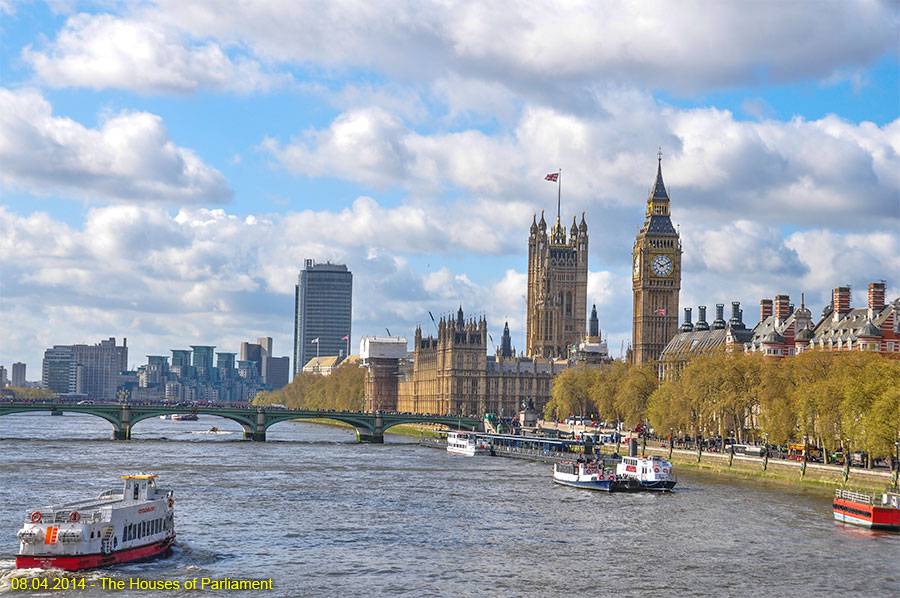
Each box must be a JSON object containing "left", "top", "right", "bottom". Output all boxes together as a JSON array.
[
  {"left": 833, "top": 286, "right": 851, "bottom": 318},
  {"left": 712, "top": 304, "right": 726, "bottom": 329},
  {"left": 696, "top": 306, "right": 709, "bottom": 331},
  {"left": 774, "top": 294, "right": 791, "bottom": 322},
  {"left": 760, "top": 299, "right": 773, "bottom": 322},
  {"left": 681, "top": 307, "right": 693, "bottom": 332},
  {"left": 868, "top": 282, "right": 886, "bottom": 312}
]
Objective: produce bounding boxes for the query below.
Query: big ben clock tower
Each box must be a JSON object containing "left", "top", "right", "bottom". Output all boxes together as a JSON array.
[{"left": 632, "top": 150, "right": 681, "bottom": 364}]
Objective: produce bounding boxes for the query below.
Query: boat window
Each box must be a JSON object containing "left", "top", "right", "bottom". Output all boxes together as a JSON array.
[
  {"left": 124, "top": 527, "right": 129, "bottom": 542},
  {"left": 133, "top": 484, "right": 139, "bottom": 500}
]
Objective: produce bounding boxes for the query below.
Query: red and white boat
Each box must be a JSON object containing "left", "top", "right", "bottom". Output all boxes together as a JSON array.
[
  {"left": 833, "top": 489, "right": 900, "bottom": 531},
  {"left": 16, "top": 474, "right": 175, "bottom": 570}
]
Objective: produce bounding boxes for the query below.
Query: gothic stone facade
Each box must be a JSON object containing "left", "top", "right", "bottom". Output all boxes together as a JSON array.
[
  {"left": 632, "top": 155, "right": 682, "bottom": 364},
  {"left": 526, "top": 211, "right": 588, "bottom": 358},
  {"left": 395, "top": 308, "right": 568, "bottom": 416}
]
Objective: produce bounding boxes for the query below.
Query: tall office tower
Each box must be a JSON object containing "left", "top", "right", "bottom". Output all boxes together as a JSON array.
[
  {"left": 50, "top": 337, "right": 127, "bottom": 400},
  {"left": 526, "top": 210, "right": 589, "bottom": 358},
  {"left": 12, "top": 362, "right": 26, "bottom": 387},
  {"left": 0, "top": 365, "right": 7, "bottom": 388},
  {"left": 632, "top": 152, "right": 682, "bottom": 364},
  {"left": 256, "top": 337, "right": 273, "bottom": 358},
  {"left": 262, "top": 355, "right": 290, "bottom": 389},
  {"left": 41, "top": 348, "right": 80, "bottom": 395},
  {"left": 293, "top": 260, "right": 353, "bottom": 376}
]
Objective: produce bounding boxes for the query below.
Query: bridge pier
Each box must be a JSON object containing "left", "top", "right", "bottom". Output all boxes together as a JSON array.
[
  {"left": 243, "top": 408, "right": 267, "bottom": 441},
  {"left": 356, "top": 411, "right": 384, "bottom": 443},
  {"left": 113, "top": 404, "right": 131, "bottom": 440}
]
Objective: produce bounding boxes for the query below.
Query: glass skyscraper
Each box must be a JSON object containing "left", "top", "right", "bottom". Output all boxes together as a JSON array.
[{"left": 293, "top": 260, "right": 352, "bottom": 376}]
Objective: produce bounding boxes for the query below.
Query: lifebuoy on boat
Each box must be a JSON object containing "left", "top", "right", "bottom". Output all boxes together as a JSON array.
[
  {"left": 69, "top": 511, "right": 80, "bottom": 523},
  {"left": 30, "top": 511, "right": 41, "bottom": 523},
  {"left": 654, "top": 468, "right": 659, "bottom": 473},
  {"left": 168, "top": 497, "right": 174, "bottom": 508}
]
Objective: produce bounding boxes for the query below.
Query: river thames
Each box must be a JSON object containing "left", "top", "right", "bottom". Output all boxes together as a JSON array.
[{"left": 1, "top": 413, "right": 897, "bottom": 597}]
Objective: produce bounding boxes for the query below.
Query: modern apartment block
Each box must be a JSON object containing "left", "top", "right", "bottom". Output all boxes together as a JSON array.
[
  {"left": 44, "top": 337, "right": 127, "bottom": 400},
  {"left": 293, "top": 259, "right": 352, "bottom": 376},
  {"left": 41, "top": 348, "right": 80, "bottom": 395},
  {"left": 12, "top": 362, "right": 26, "bottom": 387}
]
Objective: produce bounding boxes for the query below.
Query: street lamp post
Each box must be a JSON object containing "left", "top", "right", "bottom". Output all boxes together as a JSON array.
[
  {"left": 893, "top": 440, "right": 899, "bottom": 491},
  {"left": 668, "top": 427, "right": 674, "bottom": 460},
  {"left": 697, "top": 426, "right": 703, "bottom": 463},
  {"left": 843, "top": 438, "right": 851, "bottom": 483},
  {"left": 763, "top": 433, "right": 769, "bottom": 471},
  {"left": 800, "top": 434, "right": 808, "bottom": 478}
]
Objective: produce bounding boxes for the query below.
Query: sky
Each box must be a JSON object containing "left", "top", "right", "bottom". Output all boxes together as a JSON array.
[{"left": 1, "top": 0, "right": 898, "bottom": 376}]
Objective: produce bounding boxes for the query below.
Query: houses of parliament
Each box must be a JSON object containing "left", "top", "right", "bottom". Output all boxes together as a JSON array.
[{"left": 361, "top": 155, "right": 682, "bottom": 415}]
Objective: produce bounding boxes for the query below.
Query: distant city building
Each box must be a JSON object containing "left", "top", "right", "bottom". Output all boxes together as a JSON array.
[
  {"left": 360, "top": 336, "right": 409, "bottom": 411},
  {"left": 41, "top": 348, "right": 80, "bottom": 395},
  {"left": 0, "top": 365, "right": 7, "bottom": 389},
  {"left": 257, "top": 337, "right": 273, "bottom": 358},
  {"left": 748, "top": 283, "right": 899, "bottom": 357},
  {"left": 45, "top": 337, "right": 127, "bottom": 400},
  {"left": 658, "top": 282, "right": 898, "bottom": 376},
  {"left": 362, "top": 308, "right": 575, "bottom": 415},
  {"left": 263, "top": 355, "right": 290, "bottom": 389},
  {"left": 526, "top": 207, "right": 588, "bottom": 359},
  {"left": 293, "top": 259, "right": 352, "bottom": 376},
  {"left": 632, "top": 153, "right": 682, "bottom": 365},
  {"left": 302, "top": 355, "right": 344, "bottom": 376},
  {"left": 659, "top": 302, "right": 753, "bottom": 379},
  {"left": 12, "top": 362, "right": 26, "bottom": 387}
]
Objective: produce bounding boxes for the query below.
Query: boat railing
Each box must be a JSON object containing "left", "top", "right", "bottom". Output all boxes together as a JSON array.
[
  {"left": 835, "top": 489, "right": 872, "bottom": 505},
  {"left": 26, "top": 509, "right": 105, "bottom": 524}
]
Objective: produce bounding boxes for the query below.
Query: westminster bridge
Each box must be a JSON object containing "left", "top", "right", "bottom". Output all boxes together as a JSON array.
[{"left": 0, "top": 402, "right": 482, "bottom": 443}]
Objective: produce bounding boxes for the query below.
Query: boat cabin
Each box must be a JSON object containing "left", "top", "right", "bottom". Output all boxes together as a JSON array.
[{"left": 121, "top": 474, "right": 159, "bottom": 503}]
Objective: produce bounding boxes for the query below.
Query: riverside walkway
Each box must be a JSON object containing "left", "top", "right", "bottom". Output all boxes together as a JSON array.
[{"left": 0, "top": 402, "right": 482, "bottom": 443}]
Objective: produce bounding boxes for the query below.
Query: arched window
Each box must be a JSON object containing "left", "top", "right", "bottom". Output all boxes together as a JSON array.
[{"left": 565, "top": 292, "right": 572, "bottom": 317}]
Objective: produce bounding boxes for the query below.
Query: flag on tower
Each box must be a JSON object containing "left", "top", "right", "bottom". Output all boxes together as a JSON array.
[
  {"left": 656, "top": 308, "right": 667, "bottom": 315},
  {"left": 545, "top": 173, "right": 558, "bottom": 182},
  {"left": 341, "top": 335, "right": 349, "bottom": 340},
  {"left": 311, "top": 338, "right": 319, "bottom": 343}
]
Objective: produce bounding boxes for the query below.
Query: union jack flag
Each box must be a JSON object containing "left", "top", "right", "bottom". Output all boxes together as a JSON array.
[
  {"left": 656, "top": 308, "right": 667, "bottom": 315},
  {"left": 545, "top": 173, "right": 558, "bottom": 182}
]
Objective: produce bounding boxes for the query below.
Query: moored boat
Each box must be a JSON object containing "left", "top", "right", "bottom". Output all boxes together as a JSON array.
[
  {"left": 553, "top": 461, "right": 622, "bottom": 491},
  {"left": 833, "top": 489, "right": 900, "bottom": 531},
  {"left": 16, "top": 474, "right": 175, "bottom": 571},
  {"left": 616, "top": 455, "right": 677, "bottom": 491},
  {"left": 446, "top": 431, "right": 490, "bottom": 456}
]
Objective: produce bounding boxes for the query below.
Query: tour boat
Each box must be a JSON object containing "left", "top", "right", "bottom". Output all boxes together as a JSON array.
[
  {"left": 446, "top": 431, "right": 491, "bottom": 456},
  {"left": 552, "top": 461, "right": 620, "bottom": 491},
  {"left": 16, "top": 474, "right": 175, "bottom": 570},
  {"left": 833, "top": 489, "right": 900, "bottom": 531},
  {"left": 171, "top": 413, "right": 198, "bottom": 421},
  {"left": 616, "top": 455, "right": 677, "bottom": 490}
]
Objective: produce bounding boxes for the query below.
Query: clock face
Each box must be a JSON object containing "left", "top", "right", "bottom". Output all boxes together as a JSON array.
[{"left": 651, "top": 254, "right": 673, "bottom": 277}]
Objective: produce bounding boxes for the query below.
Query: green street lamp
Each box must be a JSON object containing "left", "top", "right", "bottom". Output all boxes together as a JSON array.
[
  {"left": 668, "top": 427, "right": 674, "bottom": 460},
  {"left": 843, "top": 438, "right": 851, "bottom": 483},
  {"left": 763, "top": 432, "right": 769, "bottom": 471}
]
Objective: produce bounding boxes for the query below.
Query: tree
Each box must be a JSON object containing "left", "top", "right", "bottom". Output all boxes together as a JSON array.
[{"left": 543, "top": 367, "right": 597, "bottom": 421}]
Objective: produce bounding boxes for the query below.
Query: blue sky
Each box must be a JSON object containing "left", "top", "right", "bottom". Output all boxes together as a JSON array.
[{"left": 1, "top": 0, "right": 898, "bottom": 374}]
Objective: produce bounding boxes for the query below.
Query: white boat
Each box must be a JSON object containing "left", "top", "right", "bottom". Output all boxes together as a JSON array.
[
  {"left": 446, "top": 431, "right": 491, "bottom": 456},
  {"left": 552, "top": 461, "right": 619, "bottom": 491},
  {"left": 16, "top": 474, "right": 175, "bottom": 570},
  {"left": 616, "top": 455, "right": 676, "bottom": 490}
]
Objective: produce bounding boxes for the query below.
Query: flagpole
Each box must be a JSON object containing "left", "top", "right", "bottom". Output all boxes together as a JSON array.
[{"left": 557, "top": 168, "right": 561, "bottom": 224}]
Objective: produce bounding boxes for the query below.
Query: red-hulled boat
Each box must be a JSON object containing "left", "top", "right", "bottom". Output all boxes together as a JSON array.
[
  {"left": 832, "top": 489, "right": 900, "bottom": 531},
  {"left": 16, "top": 474, "right": 175, "bottom": 570}
]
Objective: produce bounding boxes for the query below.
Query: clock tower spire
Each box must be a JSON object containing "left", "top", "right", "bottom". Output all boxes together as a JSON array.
[{"left": 632, "top": 149, "right": 682, "bottom": 365}]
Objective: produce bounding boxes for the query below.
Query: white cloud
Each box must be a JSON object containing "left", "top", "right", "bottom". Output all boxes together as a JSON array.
[
  {"left": 0, "top": 87, "right": 231, "bottom": 204},
  {"left": 263, "top": 98, "right": 900, "bottom": 234},
  {"left": 24, "top": 13, "right": 289, "bottom": 94},
  {"left": 24, "top": 2, "right": 896, "bottom": 100}
]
